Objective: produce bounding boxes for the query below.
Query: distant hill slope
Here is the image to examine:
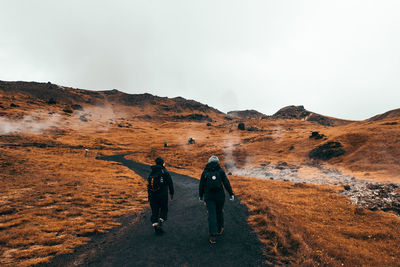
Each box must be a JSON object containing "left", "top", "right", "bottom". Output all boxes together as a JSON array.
[
  {"left": 0, "top": 80, "right": 94, "bottom": 104},
  {"left": 271, "top": 105, "right": 353, "bottom": 126},
  {"left": 0, "top": 80, "right": 224, "bottom": 121},
  {"left": 227, "top": 109, "right": 266, "bottom": 120},
  {"left": 2, "top": 80, "right": 399, "bottom": 125},
  {"left": 101, "top": 89, "right": 222, "bottom": 115},
  {"left": 367, "top": 108, "right": 400, "bottom": 122}
]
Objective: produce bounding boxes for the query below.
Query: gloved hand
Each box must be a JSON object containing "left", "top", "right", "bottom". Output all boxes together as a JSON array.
[{"left": 229, "top": 195, "right": 235, "bottom": 201}]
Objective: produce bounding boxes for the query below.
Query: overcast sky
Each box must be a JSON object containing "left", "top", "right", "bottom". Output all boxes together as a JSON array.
[{"left": 1, "top": 1, "right": 399, "bottom": 120}]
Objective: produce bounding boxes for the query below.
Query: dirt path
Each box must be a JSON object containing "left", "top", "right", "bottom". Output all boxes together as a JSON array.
[{"left": 45, "top": 154, "right": 266, "bottom": 266}]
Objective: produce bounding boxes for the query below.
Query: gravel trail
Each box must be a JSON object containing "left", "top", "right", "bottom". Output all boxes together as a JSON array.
[{"left": 45, "top": 154, "right": 266, "bottom": 267}]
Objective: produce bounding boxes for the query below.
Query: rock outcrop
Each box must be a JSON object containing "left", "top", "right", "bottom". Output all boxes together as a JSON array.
[
  {"left": 309, "top": 141, "right": 345, "bottom": 160},
  {"left": 227, "top": 109, "right": 266, "bottom": 120},
  {"left": 271, "top": 105, "right": 350, "bottom": 126},
  {"left": 309, "top": 131, "right": 325, "bottom": 140}
]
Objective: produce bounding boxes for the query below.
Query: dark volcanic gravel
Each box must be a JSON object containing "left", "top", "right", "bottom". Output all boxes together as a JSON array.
[{"left": 44, "top": 154, "right": 266, "bottom": 267}]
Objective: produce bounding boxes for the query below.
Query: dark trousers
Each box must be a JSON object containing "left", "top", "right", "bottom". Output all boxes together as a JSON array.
[
  {"left": 206, "top": 199, "right": 224, "bottom": 235},
  {"left": 149, "top": 193, "right": 168, "bottom": 223}
]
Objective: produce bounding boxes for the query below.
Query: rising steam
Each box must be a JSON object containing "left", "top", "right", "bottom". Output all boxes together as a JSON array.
[
  {"left": 0, "top": 105, "right": 121, "bottom": 135},
  {"left": 0, "top": 113, "right": 63, "bottom": 135}
]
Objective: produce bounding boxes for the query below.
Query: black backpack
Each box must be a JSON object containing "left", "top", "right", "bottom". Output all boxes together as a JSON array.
[
  {"left": 148, "top": 169, "right": 165, "bottom": 192},
  {"left": 205, "top": 169, "right": 223, "bottom": 192}
]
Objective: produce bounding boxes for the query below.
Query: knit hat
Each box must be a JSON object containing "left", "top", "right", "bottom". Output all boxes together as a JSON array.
[
  {"left": 208, "top": 155, "right": 219, "bottom": 163},
  {"left": 155, "top": 157, "right": 165, "bottom": 166}
]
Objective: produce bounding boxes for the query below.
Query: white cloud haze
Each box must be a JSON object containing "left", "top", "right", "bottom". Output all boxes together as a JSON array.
[{"left": 1, "top": 0, "right": 400, "bottom": 120}]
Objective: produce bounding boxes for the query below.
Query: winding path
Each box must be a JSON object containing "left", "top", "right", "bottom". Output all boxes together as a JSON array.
[{"left": 46, "top": 154, "right": 266, "bottom": 266}]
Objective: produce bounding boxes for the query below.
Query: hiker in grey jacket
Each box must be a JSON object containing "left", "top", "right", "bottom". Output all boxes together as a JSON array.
[{"left": 199, "top": 155, "right": 234, "bottom": 244}]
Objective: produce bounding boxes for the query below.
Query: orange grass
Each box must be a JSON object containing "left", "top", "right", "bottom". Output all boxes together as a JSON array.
[
  {"left": 1, "top": 87, "right": 400, "bottom": 266},
  {"left": 0, "top": 143, "right": 147, "bottom": 266},
  {"left": 231, "top": 176, "right": 400, "bottom": 266}
]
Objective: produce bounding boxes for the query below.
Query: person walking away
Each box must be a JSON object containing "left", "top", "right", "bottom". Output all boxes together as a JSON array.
[
  {"left": 199, "top": 155, "right": 234, "bottom": 244},
  {"left": 148, "top": 157, "right": 174, "bottom": 235}
]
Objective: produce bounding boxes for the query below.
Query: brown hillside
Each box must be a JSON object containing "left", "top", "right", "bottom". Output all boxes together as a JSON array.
[
  {"left": 0, "top": 81, "right": 399, "bottom": 266},
  {"left": 368, "top": 108, "right": 400, "bottom": 122},
  {"left": 0, "top": 80, "right": 224, "bottom": 122}
]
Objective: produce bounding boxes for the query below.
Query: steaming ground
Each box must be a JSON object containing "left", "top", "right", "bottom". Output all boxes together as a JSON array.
[
  {"left": 228, "top": 164, "right": 357, "bottom": 185},
  {"left": 0, "top": 106, "right": 122, "bottom": 135},
  {"left": 228, "top": 164, "right": 400, "bottom": 216},
  {"left": 0, "top": 112, "right": 63, "bottom": 135}
]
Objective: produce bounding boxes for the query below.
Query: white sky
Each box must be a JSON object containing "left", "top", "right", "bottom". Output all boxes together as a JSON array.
[{"left": 1, "top": 0, "right": 400, "bottom": 120}]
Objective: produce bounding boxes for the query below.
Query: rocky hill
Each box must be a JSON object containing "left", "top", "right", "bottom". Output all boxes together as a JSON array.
[
  {"left": 0, "top": 80, "right": 224, "bottom": 121},
  {"left": 227, "top": 109, "right": 266, "bottom": 120},
  {"left": 2, "top": 80, "right": 399, "bottom": 126},
  {"left": 0, "top": 80, "right": 94, "bottom": 104},
  {"left": 271, "top": 105, "right": 352, "bottom": 126},
  {"left": 368, "top": 108, "right": 400, "bottom": 122}
]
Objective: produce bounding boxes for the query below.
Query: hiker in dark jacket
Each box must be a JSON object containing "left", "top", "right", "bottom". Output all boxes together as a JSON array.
[
  {"left": 147, "top": 157, "right": 174, "bottom": 235},
  {"left": 199, "top": 155, "right": 234, "bottom": 244}
]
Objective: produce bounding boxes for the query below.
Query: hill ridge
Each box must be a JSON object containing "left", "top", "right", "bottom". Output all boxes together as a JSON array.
[
  {"left": 0, "top": 80, "right": 223, "bottom": 120},
  {"left": 2, "top": 80, "right": 400, "bottom": 123}
]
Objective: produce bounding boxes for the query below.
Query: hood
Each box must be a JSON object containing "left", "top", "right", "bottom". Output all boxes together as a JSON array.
[
  {"left": 151, "top": 165, "right": 164, "bottom": 172},
  {"left": 204, "top": 161, "right": 221, "bottom": 171}
]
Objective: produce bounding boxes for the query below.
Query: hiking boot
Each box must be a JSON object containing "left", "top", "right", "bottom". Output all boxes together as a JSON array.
[
  {"left": 209, "top": 235, "right": 216, "bottom": 244},
  {"left": 217, "top": 228, "right": 224, "bottom": 236},
  {"left": 155, "top": 218, "right": 165, "bottom": 235},
  {"left": 152, "top": 222, "right": 162, "bottom": 235}
]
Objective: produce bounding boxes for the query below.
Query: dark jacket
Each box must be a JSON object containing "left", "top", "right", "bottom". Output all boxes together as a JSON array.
[
  {"left": 148, "top": 165, "right": 174, "bottom": 197},
  {"left": 199, "top": 162, "right": 233, "bottom": 201}
]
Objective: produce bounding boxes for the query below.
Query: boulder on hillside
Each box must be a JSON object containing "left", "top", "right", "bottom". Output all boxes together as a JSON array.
[
  {"left": 309, "top": 131, "right": 325, "bottom": 140},
  {"left": 309, "top": 141, "right": 345, "bottom": 160},
  {"left": 79, "top": 115, "right": 88, "bottom": 122},
  {"left": 47, "top": 98, "right": 57, "bottom": 105},
  {"left": 71, "top": 104, "right": 83, "bottom": 111}
]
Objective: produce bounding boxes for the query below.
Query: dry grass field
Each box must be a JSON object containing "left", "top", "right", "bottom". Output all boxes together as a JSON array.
[
  {"left": 231, "top": 176, "right": 400, "bottom": 266},
  {"left": 0, "top": 136, "right": 147, "bottom": 266},
  {"left": 1, "top": 81, "right": 400, "bottom": 266}
]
